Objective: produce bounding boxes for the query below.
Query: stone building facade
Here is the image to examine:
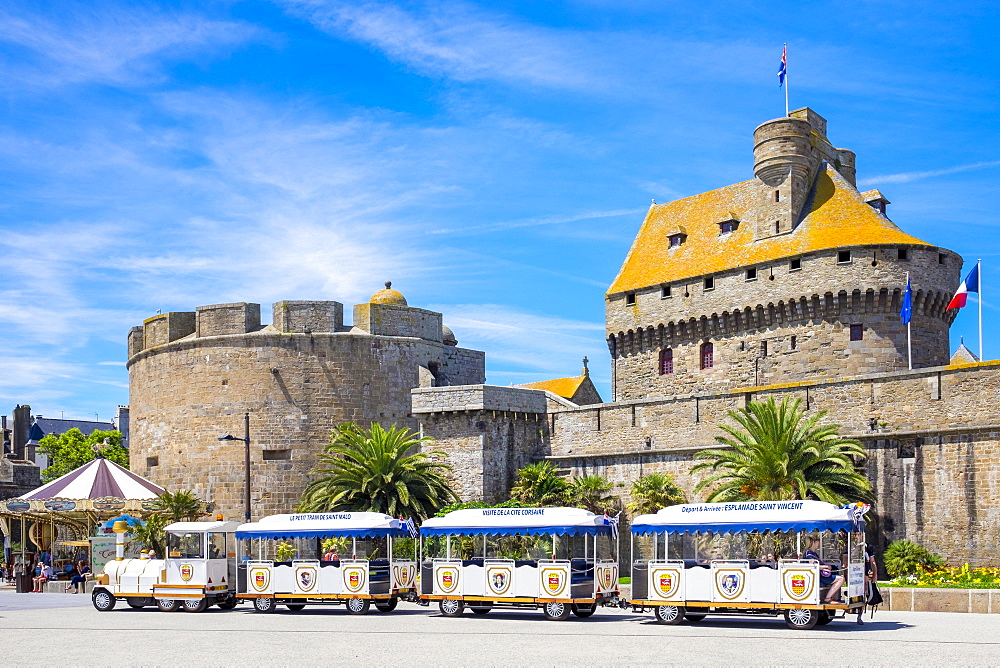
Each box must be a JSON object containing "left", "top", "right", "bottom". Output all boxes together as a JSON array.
[
  {"left": 413, "top": 108, "right": 998, "bottom": 566},
  {"left": 127, "top": 285, "right": 484, "bottom": 519}
]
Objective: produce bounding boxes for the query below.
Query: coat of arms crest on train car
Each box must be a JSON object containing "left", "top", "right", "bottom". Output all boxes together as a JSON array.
[
  {"left": 652, "top": 568, "right": 680, "bottom": 598},
  {"left": 343, "top": 566, "right": 366, "bottom": 592},
  {"left": 180, "top": 564, "right": 194, "bottom": 581},
  {"left": 487, "top": 566, "right": 512, "bottom": 595},
  {"left": 715, "top": 570, "right": 744, "bottom": 599},
  {"left": 783, "top": 569, "right": 815, "bottom": 600},
  {"left": 296, "top": 566, "right": 317, "bottom": 592},
  {"left": 250, "top": 567, "right": 269, "bottom": 591},
  {"left": 541, "top": 567, "right": 566, "bottom": 596},
  {"left": 436, "top": 566, "right": 460, "bottom": 593}
]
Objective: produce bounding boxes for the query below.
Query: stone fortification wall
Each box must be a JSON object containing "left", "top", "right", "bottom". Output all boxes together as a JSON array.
[
  {"left": 413, "top": 385, "right": 549, "bottom": 502},
  {"left": 546, "top": 361, "right": 1000, "bottom": 566},
  {"left": 0, "top": 457, "right": 41, "bottom": 499},
  {"left": 128, "top": 299, "right": 485, "bottom": 519},
  {"left": 606, "top": 245, "right": 959, "bottom": 400}
]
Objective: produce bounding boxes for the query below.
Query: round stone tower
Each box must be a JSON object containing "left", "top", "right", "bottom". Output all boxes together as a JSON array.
[
  {"left": 126, "top": 288, "right": 485, "bottom": 519},
  {"left": 605, "top": 108, "right": 962, "bottom": 401}
]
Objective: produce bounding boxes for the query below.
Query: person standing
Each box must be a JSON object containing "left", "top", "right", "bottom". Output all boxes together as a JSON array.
[{"left": 859, "top": 547, "right": 879, "bottom": 624}]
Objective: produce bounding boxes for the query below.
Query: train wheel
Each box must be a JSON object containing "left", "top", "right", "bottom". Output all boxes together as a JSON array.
[
  {"left": 127, "top": 597, "right": 152, "bottom": 609},
  {"left": 543, "top": 601, "right": 571, "bottom": 621},
  {"left": 217, "top": 597, "right": 238, "bottom": 610},
  {"left": 684, "top": 613, "right": 708, "bottom": 622},
  {"left": 375, "top": 598, "right": 398, "bottom": 612},
  {"left": 654, "top": 605, "right": 684, "bottom": 625},
  {"left": 253, "top": 597, "right": 277, "bottom": 613},
  {"left": 470, "top": 603, "right": 493, "bottom": 615},
  {"left": 182, "top": 598, "right": 209, "bottom": 613},
  {"left": 816, "top": 610, "right": 834, "bottom": 625},
  {"left": 346, "top": 598, "right": 371, "bottom": 615},
  {"left": 92, "top": 589, "right": 116, "bottom": 612},
  {"left": 439, "top": 599, "right": 465, "bottom": 617},
  {"left": 571, "top": 602, "right": 597, "bottom": 618},
  {"left": 784, "top": 608, "right": 819, "bottom": 630},
  {"left": 156, "top": 598, "right": 181, "bottom": 612},
  {"left": 286, "top": 604, "right": 306, "bottom": 612}
]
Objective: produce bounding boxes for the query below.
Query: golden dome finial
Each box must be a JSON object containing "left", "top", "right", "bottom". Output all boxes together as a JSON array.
[{"left": 370, "top": 281, "right": 407, "bottom": 306}]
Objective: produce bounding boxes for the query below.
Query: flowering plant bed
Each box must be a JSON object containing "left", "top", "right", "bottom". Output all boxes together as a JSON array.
[{"left": 884, "top": 564, "right": 1000, "bottom": 589}]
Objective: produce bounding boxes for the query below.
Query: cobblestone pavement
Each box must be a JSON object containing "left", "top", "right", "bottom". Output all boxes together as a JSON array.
[{"left": 2, "top": 592, "right": 997, "bottom": 666}]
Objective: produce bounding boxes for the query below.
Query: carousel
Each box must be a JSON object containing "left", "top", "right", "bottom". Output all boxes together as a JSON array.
[{"left": 0, "top": 457, "right": 165, "bottom": 575}]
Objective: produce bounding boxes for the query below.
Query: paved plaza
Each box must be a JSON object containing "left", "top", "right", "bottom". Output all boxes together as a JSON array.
[{"left": 1, "top": 592, "right": 997, "bottom": 666}]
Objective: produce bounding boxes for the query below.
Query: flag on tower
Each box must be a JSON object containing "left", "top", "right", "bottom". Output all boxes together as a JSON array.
[
  {"left": 947, "top": 264, "right": 980, "bottom": 310},
  {"left": 900, "top": 276, "right": 912, "bottom": 324},
  {"left": 777, "top": 45, "right": 787, "bottom": 87}
]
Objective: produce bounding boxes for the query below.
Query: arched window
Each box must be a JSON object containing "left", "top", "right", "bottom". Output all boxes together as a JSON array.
[
  {"left": 700, "top": 342, "right": 714, "bottom": 370},
  {"left": 659, "top": 349, "right": 673, "bottom": 375}
]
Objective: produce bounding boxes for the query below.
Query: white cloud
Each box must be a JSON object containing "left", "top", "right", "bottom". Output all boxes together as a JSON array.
[
  {"left": 430, "top": 303, "right": 605, "bottom": 380},
  {"left": 0, "top": 5, "right": 258, "bottom": 89},
  {"left": 427, "top": 207, "right": 644, "bottom": 236},
  {"left": 859, "top": 161, "right": 1000, "bottom": 186},
  {"left": 280, "top": 0, "right": 607, "bottom": 90}
]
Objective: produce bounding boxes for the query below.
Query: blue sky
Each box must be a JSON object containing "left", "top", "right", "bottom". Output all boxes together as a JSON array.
[{"left": 1, "top": 0, "right": 997, "bottom": 422}]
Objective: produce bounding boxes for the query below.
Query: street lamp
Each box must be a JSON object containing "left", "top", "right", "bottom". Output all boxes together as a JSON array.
[{"left": 218, "top": 412, "right": 251, "bottom": 523}]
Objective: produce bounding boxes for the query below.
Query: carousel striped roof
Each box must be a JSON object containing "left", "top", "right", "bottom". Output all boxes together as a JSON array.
[{"left": 23, "top": 457, "right": 164, "bottom": 500}]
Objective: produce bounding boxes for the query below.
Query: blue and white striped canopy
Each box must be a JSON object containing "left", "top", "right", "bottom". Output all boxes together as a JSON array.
[
  {"left": 235, "top": 512, "right": 412, "bottom": 540},
  {"left": 631, "top": 501, "right": 868, "bottom": 535},
  {"left": 420, "top": 507, "right": 614, "bottom": 537}
]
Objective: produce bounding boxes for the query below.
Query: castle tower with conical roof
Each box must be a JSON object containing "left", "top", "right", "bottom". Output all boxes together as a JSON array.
[{"left": 605, "top": 108, "right": 962, "bottom": 400}]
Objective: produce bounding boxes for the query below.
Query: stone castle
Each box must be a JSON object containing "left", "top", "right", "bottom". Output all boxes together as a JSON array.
[{"left": 127, "top": 108, "right": 998, "bottom": 566}]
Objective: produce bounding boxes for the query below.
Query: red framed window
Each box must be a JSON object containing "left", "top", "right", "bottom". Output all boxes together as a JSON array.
[
  {"left": 701, "top": 342, "right": 714, "bottom": 369},
  {"left": 659, "top": 349, "right": 673, "bottom": 375}
]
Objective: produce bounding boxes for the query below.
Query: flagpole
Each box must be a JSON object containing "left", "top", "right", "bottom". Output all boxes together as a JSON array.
[
  {"left": 784, "top": 43, "right": 789, "bottom": 116},
  {"left": 906, "top": 271, "right": 912, "bottom": 370},
  {"left": 978, "top": 259, "right": 983, "bottom": 361}
]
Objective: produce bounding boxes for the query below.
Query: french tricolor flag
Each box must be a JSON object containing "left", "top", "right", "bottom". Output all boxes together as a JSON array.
[{"left": 947, "top": 264, "right": 980, "bottom": 310}]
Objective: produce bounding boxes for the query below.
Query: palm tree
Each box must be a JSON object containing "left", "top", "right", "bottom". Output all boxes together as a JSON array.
[
  {"left": 297, "top": 422, "right": 459, "bottom": 520},
  {"left": 692, "top": 396, "right": 873, "bottom": 504},
  {"left": 148, "top": 489, "right": 205, "bottom": 522},
  {"left": 627, "top": 473, "right": 687, "bottom": 515},
  {"left": 567, "top": 474, "right": 617, "bottom": 515},
  {"left": 509, "top": 461, "right": 568, "bottom": 506},
  {"left": 129, "top": 513, "right": 170, "bottom": 557}
]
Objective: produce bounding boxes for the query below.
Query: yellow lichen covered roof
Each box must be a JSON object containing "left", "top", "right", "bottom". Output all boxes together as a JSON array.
[
  {"left": 518, "top": 375, "right": 587, "bottom": 399},
  {"left": 608, "top": 164, "right": 931, "bottom": 295}
]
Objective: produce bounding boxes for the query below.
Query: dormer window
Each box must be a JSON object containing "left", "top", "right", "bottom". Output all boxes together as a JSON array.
[
  {"left": 668, "top": 233, "right": 685, "bottom": 248},
  {"left": 718, "top": 219, "right": 739, "bottom": 235},
  {"left": 862, "top": 189, "right": 891, "bottom": 216}
]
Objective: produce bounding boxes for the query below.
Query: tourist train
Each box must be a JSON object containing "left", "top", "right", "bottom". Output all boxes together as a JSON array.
[{"left": 90, "top": 501, "right": 869, "bottom": 629}]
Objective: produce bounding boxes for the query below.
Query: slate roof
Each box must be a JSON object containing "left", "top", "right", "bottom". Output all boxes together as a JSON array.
[
  {"left": 517, "top": 375, "right": 587, "bottom": 399},
  {"left": 29, "top": 417, "right": 116, "bottom": 443},
  {"left": 608, "top": 163, "right": 931, "bottom": 295}
]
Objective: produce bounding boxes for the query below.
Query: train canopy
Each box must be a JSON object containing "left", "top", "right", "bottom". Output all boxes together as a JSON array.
[
  {"left": 421, "top": 507, "right": 615, "bottom": 537},
  {"left": 235, "top": 512, "right": 413, "bottom": 540},
  {"left": 631, "top": 501, "right": 868, "bottom": 535}
]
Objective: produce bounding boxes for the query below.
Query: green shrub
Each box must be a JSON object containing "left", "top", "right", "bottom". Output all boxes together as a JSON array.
[{"left": 884, "top": 539, "right": 945, "bottom": 577}]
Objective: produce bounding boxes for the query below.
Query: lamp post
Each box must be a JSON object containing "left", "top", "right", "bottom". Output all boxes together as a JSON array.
[{"left": 218, "top": 412, "right": 252, "bottom": 523}]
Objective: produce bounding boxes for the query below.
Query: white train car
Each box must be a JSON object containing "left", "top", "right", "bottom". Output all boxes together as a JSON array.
[
  {"left": 236, "top": 512, "right": 417, "bottom": 614},
  {"left": 629, "top": 501, "right": 869, "bottom": 629},
  {"left": 92, "top": 519, "right": 241, "bottom": 612},
  {"left": 419, "top": 507, "right": 620, "bottom": 620}
]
